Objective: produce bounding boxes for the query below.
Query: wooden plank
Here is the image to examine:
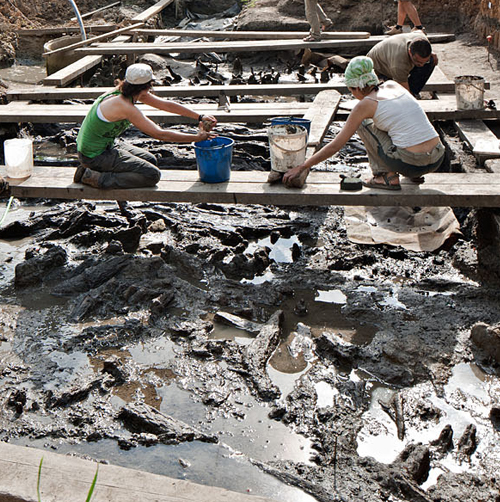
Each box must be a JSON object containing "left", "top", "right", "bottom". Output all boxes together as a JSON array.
[
  {"left": 132, "top": 0, "right": 174, "bottom": 22},
  {"left": 303, "top": 90, "right": 341, "bottom": 147},
  {"left": 0, "top": 102, "right": 310, "bottom": 124},
  {"left": 6, "top": 81, "right": 464, "bottom": 102},
  {"left": 17, "top": 25, "right": 118, "bottom": 36},
  {"left": 4, "top": 95, "right": 500, "bottom": 124},
  {"left": 455, "top": 119, "right": 500, "bottom": 164},
  {"left": 43, "top": 22, "right": 145, "bottom": 57},
  {"left": 75, "top": 34, "right": 456, "bottom": 56},
  {"left": 42, "top": 55, "right": 104, "bottom": 87},
  {"left": 2, "top": 168, "right": 500, "bottom": 207},
  {"left": 132, "top": 29, "right": 371, "bottom": 40},
  {"left": 70, "top": 1, "right": 121, "bottom": 21}
]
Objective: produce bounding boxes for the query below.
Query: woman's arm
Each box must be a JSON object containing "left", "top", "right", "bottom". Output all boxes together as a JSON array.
[
  {"left": 138, "top": 91, "right": 217, "bottom": 127},
  {"left": 282, "top": 98, "right": 377, "bottom": 185},
  {"left": 126, "top": 104, "right": 215, "bottom": 143}
]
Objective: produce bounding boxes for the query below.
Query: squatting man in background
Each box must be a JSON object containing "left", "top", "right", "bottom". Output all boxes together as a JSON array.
[
  {"left": 282, "top": 56, "right": 445, "bottom": 191},
  {"left": 367, "top": 32, "right": 438, "bottom": 97},
  {"left": 75, "top": 63, "right": 217, "bottom": 189}
]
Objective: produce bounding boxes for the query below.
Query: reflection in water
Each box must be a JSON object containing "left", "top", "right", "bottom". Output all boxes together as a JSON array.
[{"left": 356, "top": 363, "right": 500, "bottom": 490}]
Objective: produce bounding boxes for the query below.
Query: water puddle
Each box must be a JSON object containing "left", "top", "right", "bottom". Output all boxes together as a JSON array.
[
  {"left": 245, "top": 235, "right": 301, "bottom": 264},
  {"left": 356, "top": 363, "right": 500, "bottom": 488},
  {"left": 0, "top": 60, "right": 46, "bottom": 88}
]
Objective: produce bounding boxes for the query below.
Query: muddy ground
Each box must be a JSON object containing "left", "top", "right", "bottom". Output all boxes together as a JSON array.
[{"left": 1, "top": 1, "right": 500, "bottom": 502}]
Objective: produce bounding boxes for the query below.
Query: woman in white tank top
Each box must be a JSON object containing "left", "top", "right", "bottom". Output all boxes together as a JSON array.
[{"left": 283, "top": 56, "right": 445, "bottom": 190}]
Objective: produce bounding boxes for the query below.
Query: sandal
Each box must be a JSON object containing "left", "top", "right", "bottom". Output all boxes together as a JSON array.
[
  {"left": 362, "top": 173, "right": 401, "bottom": 191},
  {"left": 303, "top": 35, "right": 321, "bottom": 42},
  {"left": 410, "top": 176, "right": 425, "bottom": 184}
]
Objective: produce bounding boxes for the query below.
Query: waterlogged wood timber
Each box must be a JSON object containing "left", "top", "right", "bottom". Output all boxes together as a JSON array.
[{"left": 2, "top": 168, "right": 500, "bottom": 208}]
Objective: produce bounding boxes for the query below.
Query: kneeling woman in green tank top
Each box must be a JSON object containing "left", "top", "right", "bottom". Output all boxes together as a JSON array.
[{"left": 75, "top": 63, "right": 217, "bottom": 189}]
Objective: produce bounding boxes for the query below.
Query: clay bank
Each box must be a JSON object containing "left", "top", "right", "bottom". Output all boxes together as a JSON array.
[{"left": 1, "top": 1, "right": 500, "bottom": 501}]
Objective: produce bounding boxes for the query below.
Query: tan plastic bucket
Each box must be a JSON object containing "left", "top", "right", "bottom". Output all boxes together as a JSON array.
[
  {"left": 268, "top": 124, "right": 307, "bottom": 173},
  {"left": 455, "top": 75, "right": 485, "bottom": 111}
]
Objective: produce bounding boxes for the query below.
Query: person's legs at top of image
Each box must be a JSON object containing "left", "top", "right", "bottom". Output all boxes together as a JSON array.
[
  {"left": 304, "top": 0, "right": 328, "bottom": 41},
  {"left": 401, "top": 1, "right": 426, "bottom": 32},
  {"left": 385, "top": 0, "right": 425, "bottom": 35},
  {"left": 316, "top": 2, "right": 333, "bottom": 31}
]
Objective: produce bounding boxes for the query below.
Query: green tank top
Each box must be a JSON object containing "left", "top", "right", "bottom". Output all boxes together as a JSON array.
[{"left": 76, "top": 90, "right": 132, "bottom": 158}]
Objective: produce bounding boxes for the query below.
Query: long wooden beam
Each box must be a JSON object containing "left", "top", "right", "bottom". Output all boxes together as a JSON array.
[
  {"left": 17, "top": 25, "right": 118, "bottom": 36},
  {"left": 75, "top": 34, "right": 456, "bottom": 56},
  {"left": 6, "top": 81, "right": 472, "bottom": 102},
  {"left": 132, "top": 29, "right": 371, "bottom": 40},
  {"left": 0, "top": 101, "right": 310, "bottom": 123},
  {"left": 43, "top": 22, "right": 145, "bottom": 57},
  {"left": 2, "top": 169, "right": 500, "bottom": 207},
  {"left": 3, "top": 94, "right": 500, "bottom": 124}
]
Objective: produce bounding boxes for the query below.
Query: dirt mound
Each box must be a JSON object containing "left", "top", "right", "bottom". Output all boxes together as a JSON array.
[{"left": 237, "top": 0, "right": 481, "bottom": 34}]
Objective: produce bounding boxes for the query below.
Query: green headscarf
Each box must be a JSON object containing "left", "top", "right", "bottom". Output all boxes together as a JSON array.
[{"left": 344, "top": 56, "right": 379, "bottom": 89}]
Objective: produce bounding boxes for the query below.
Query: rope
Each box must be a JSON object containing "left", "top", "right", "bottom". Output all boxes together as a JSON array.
[{"left": 0, "top": 196, "right": 14, "bottom": 228}]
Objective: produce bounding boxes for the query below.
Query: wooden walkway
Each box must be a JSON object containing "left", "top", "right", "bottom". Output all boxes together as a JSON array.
[
  {"left": 2, "top": 94, "right": 500, "bottom": 124},
  {"left": 74, "top": 34, "right": 455, "bottom": 56},
  {"left": 2, "top": 169, "right": 500, "bottom": 207},
  {"left": 6, "top": 81, "right": 475, "bottom": 102}
]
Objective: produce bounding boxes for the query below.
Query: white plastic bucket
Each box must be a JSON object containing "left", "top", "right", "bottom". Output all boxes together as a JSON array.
[
  {"left": 268, "top": 124, "right": 307, "bottom": 173},
  {"left": 4, "top": 138, "right": 34, "bottom": 179},
  {"left": 455, "top": 75, "right": 485, "bottom": 111}
]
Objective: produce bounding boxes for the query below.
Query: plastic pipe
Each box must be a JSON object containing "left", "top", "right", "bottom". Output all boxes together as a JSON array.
[{"left": 67, "top": 0, "right": 87, "bottom": 40}]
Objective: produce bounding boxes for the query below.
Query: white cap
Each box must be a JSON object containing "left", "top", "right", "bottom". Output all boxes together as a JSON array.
[{"left": 125, "top": 63, "right": 154, "bottom": 85}]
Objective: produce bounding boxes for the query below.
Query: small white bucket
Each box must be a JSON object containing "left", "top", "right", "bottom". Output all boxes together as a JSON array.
[
  {"left": 4, "top": 138, "right": 34, "bottom": 179},
  {"left": 268, "top": 124, "right": 307, "bottom": 173},
  {"left": 455, "top": 75, "right": 485, "bottom": 111}
]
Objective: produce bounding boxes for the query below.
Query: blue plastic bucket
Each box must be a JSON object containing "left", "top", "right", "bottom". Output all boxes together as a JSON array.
[
  {"left": 270, "top": 117, "right": 311, "bottom": 135},
  {"left": 193, "top": 137, "right": 234, "bottom": 183}
]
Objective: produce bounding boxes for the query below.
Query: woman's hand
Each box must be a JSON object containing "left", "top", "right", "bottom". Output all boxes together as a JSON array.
[
  {"left": 195, "top": 130, "right": 217, "bottom": 142},
  {"left": 283, "top": 164, "right": 306, "bottom": 186},
  {"left": 199, "top": 115, "right": 217, "bottom": 132}
]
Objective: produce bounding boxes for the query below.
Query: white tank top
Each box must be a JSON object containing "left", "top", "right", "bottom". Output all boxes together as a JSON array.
[{"left": 370, "top": 90, "right": 438, "bottom": 148}]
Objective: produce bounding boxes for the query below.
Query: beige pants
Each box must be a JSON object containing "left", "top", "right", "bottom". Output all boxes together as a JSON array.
[
  {"left": 357, "top": 120, "right": 445, "bottom": 178},
  {"left": 304, "top": 0, "right": 331, "bottom": 37}
]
